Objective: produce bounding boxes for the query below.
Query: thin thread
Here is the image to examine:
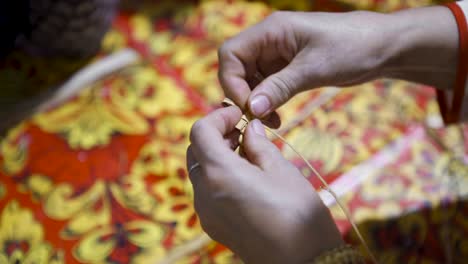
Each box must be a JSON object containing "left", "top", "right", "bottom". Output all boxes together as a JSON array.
[
  {"left": 264, "top": 126, "right": 378, "bottom": 264},
  {"left": 223, "top": 96, "right": 377, "bottom": 261}
]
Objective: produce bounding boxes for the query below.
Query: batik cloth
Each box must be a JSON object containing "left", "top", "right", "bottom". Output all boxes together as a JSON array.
[{"left": 0, "top": 1, "right": 466, "bottom": 263}]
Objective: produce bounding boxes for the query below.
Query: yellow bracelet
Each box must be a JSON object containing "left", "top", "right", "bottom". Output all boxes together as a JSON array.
[{"left": 312, "top": 245, "right": 366, "bottom": 264}]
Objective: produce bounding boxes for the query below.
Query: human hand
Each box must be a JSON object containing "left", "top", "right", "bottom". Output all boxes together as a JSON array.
[
  {"left": 187, "top": 106, "right": 343, "bottom": 264},
  {"left": 218, "top": 11, "right": 391, "bottom": 118},
  {"left": 218, "top": 7, "right": 458, "bottom": 118}
]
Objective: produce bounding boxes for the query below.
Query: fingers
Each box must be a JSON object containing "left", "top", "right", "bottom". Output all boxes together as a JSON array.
[
  {"left": 217, "top": 20, "right": 269, "bottom": 109},
  {"left": 242, "top": 119, "right": 289, "bottom": 171},
  {"left": 219, "top": 36, "right": 306, "bottom": 119},
  {"left": 223, "top": 97, "right": 281, "bottom": 129},
  {"left": 218, "top": 46, "right": 251, "bottom": 110},
  {"left": 189, "top": 106, "right": 242, "bottom": 164},
  {"left": 218, "top": 12, "right": 306, "bottom": 119},
  {"left": 248, "top": 65, "right": 304, "bottom": 118}
]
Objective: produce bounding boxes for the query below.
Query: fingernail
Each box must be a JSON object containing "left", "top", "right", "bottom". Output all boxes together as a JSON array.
[
  {"left": 251, "top": 119, "right": 266, "bottom": 137},
  {"left": 250, "top": 95, "right": 271, "bottom": 117}
]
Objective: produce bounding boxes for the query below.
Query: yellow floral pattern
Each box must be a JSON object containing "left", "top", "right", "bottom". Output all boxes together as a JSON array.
[
  {"left": 0, "top": 200, "right": 64, "bottom": 264},
  {"left": 0, "top": 0, "right": 464, "bottom": 263}
]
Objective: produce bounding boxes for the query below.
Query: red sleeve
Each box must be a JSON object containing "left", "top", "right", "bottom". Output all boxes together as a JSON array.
[{"left": 437, "top": 1, "right": 468, "bottom": 124}]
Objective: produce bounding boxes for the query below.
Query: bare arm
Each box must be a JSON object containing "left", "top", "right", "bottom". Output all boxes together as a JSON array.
[{"left": 218, "top": 6, "right": 459, "bottom": 118}]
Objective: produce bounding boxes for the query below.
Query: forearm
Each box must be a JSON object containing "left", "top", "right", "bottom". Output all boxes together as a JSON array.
[{"left": 379, "top": 6, "right": 458, "bottom": 91}]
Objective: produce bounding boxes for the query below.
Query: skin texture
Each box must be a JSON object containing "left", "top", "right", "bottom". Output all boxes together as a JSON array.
[
  {"left": 189, "top": 6, "right": 459, "bottom": 263},
  {"left": 187, "top": 107, "right": 343, "bottom": 264},
  {"left": 383, "top": 6, "right": 458, "bottom": 91},
  {"left": 218, "top": 7, "right": 458, "bottom": 118}
]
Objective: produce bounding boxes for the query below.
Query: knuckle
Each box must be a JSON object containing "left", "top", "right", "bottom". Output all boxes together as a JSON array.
[
  {"left": 214, "top": 110, "right": 230, "bottom": 128},
  {"left": 217, "top": 69, "right": 226, "bottom": 86},
  {"left": 217, "top": 41, "right": 232, "bottom": 60},
  {"left": 270, "top": 75, "right": 294, "bottom": 102},
  {"left": 189, "top": 119, "right": 206, "bottom": 143},
  {"left": 217, "top": 42, "right": 234, "bottom": 83}
]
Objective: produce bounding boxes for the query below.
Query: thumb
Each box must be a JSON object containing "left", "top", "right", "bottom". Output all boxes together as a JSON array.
[
  {"left": 248, "top": 66, "right": 303, "bottom": 118},
  {"left": 242, "top": 119, "right": 288, "bottom": 171}
]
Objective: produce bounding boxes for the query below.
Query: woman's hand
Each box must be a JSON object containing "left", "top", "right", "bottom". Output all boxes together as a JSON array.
[
  {"left": 218, "top": 7, "right": 458, "bottom": 118},
  {"left": 187, "top": 106, "right": 343, "bottom": 264}
]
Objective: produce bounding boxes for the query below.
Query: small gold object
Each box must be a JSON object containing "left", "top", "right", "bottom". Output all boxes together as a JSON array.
[
  {"left": 222, "top": 98, "right": 252, "bottom": 134},
  {"left": 235, "top": 115, "right": 250, "bottom": 133}
]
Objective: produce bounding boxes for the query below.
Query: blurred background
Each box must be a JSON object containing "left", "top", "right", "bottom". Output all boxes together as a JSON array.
[{"left": 0, "top": 0, "right": 466, "bottom": 263}]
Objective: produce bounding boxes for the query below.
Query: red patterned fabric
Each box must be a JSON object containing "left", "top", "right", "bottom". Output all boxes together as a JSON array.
[{"left": 0, "top": 1, "right": 466, "bottom": 263}]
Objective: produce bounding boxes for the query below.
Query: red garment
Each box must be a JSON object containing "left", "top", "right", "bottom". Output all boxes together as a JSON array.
[{"left": 438, "top": 1, "right": 468, "bottom": 124}]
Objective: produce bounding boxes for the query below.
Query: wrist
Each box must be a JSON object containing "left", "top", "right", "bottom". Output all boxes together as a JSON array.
[
  {"left": 380, "top": 6, "right": 458, "bottom": 90},
  {"left": 298, "top": 205, "right": 345, "bottom": 263}
]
